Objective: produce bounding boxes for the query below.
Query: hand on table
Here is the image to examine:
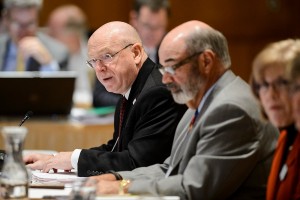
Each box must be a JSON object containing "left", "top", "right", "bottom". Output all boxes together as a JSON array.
[{"left": 24, "top": 152, "right": 73, "bottom": 173}]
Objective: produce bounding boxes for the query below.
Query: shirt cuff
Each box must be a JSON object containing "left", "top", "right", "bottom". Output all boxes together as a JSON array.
[
  {"left": 71, "top": 149, "right": 82, "bottom": 170},
  {"left": 40, "top": 60, "right": 59, "bottom": 71}
]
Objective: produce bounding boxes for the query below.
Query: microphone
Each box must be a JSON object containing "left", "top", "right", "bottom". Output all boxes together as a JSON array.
[{"left": 19, "top": 111, "right": 34, "bottom": 127}]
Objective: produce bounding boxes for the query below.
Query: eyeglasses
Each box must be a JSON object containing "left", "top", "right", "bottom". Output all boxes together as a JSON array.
[
  {"left": 257, "top": 78, "right": 289, "bottom": 93},
  {"left": 10, "top": 20, "right": 37, "bottom": 31},
  {"left": 158, "top": 51, "right": 203, "bottom": 75},
  {"left": 86, "top": 44, "right": 133, "bottom": 68}
]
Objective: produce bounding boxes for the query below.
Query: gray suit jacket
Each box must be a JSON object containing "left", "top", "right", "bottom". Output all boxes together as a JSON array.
[
  {"left": 0, "top": 32, "right": 69, "bottom": 70},
  {"left": 120, "top": 70, "right": 279, "bottom": 200}
]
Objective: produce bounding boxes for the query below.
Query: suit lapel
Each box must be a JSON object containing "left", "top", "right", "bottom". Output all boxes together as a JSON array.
[
  {"left": 169, "top": 70, "right": 237, "bottom": 175},
  {"left": 118, "top": 58, "right": 156, "bottom": 148}
]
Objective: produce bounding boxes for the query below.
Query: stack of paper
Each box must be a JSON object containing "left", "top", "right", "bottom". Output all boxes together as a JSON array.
[{"left": 31, "top": 170, "right": 85, "bottom": 184}]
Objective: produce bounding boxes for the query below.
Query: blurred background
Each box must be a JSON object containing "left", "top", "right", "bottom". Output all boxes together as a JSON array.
[{"left": 32, "top": 0, "right": 300, "bottom": 81}]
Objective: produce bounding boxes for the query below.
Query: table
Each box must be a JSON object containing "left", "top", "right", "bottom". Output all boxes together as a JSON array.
[
  {"left": 29, "top": 187, "right": 180, "bottom": 200},
  {"left": 0, "top": 117, "right": 114, "bottom": 151}
]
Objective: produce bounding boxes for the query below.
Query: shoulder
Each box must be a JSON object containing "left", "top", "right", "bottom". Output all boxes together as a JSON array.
[
  {"left": 37, "top": 32, "right": 69, "bottom": 53},
  {"left": 36, "top": 32, "right": 69, "bottom": 61}
]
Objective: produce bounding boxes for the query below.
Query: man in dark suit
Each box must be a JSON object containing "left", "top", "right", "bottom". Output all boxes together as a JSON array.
[
  {"left": 24, "top": 21, "right": 186, "bottom": 177},
  {"left": 92, "top": 0, "right": 170, "bottom": 107},
  {"left": 0, "top": 0, "right": 69, "bottom": 71}
]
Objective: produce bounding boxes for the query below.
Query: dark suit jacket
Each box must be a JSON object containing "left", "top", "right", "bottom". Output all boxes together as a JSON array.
[
  {"left": 78, "top": 58, "right": 187, "bottom": 177},
  {"left": 267, "top": 129, "right": 300, "bottom": 200}
]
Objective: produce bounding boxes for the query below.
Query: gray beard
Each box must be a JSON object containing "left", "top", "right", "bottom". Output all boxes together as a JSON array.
[{"left": 171, "top": 62, "right": 203, "bottom": 104}]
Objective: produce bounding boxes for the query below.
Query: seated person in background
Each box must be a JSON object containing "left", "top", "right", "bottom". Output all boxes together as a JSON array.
[
  {"left": 47, "top": 4, "right": 93, "bottom": 106},
  {"left": 89, "top": 20, "right": 279, "bottom": 200},
  {"left": 266, "top": 51, "right": 300, "bottom": 200},
  {"left": 250, "top": 39, "right": 300, "bottom": 131},
  {"left": 0, "top": 0, "right": 69, "bottom": 71},
  {"left": 24, "top": 21, "right": 187, "bottom": 177},
  {"left": 92, "top": 0, "right": 170, "bottom": 107},
  {"left": 250, "top": 40, "right": 300, "bottom": 199}
]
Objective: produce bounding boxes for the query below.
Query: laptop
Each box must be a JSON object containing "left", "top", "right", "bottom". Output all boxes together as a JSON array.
[{"left": 0, "top": 71, "right": 76, "bottom": 116}]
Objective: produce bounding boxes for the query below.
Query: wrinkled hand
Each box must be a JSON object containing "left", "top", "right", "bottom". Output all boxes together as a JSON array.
[
  {"left": 24, "top": 152, "right": 73, "bottom": 173},
  {"left": 95, "top": 180, "right": 120, "bottom": 195},
  {"left": 18, "top": 36, "right": 53, "bottom": 65}
]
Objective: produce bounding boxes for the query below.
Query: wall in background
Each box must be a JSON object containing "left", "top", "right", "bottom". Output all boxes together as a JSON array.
[{"left": 39, "top": 0, "right": 300, "bottom": 81}]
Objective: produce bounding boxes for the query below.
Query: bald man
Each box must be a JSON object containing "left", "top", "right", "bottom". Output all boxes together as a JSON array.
[
  {"left": 90, "top": 20, "right": 279, "bottom": 200},
  {"left": 47, "top": 4, "right": 92, "bottom": 105},
  {"left": 24, "top": 21, "right": 186, "bottom": 177}
]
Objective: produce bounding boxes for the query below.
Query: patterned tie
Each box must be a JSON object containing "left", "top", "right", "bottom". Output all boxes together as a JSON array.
[
  {"left": 118, "top": 96, "right": 127, "bottom": 151},
  {"left": 188, "top": 109, "right": 199, "bottom": 131}
]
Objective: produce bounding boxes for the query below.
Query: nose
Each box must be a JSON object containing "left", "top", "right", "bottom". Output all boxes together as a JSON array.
[
  {"left": 94, "top": 61, "right": 107, "bottom": 72},
  {"left": 162, "top": 73, "right": 173, "bottom": 85}
]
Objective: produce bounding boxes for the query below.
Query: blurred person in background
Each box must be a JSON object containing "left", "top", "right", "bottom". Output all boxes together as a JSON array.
[
  {"left": 92, "top": 0, "right": 170, "bottom": 107},
  {"left": 129, "top": 0, "right": 169, "bottom": 64},
  {"left": 47, "top": 4, "right": 93, "bottom": 106},
  {"left": 0, "top": 0, "right": 69, "bottom": 71},
  {"left": 250, "top": 39, "right": 300, "bottom": 131},
  {"left": 249, "top": 39, "right": 300, "bottom": 200},
  {"left": 266, "top": 51, "right": 300, "bottom": 200}
]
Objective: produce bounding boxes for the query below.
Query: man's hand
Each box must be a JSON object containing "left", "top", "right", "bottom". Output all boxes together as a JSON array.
[
  {"left": 24, "top": 152, "right": 73, "bottom": 173},
  {"left": 18, "top": 36, "right": 53, "bottom": 65},
  {"left": 89, "top": 173, "right": 117, "bottom": 182},
  {"left": 95, "top": 180, "right": 120, "bottom": 195}
]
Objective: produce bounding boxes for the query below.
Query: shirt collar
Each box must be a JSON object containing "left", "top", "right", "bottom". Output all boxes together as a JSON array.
[{"left": 124, "top": 88, "right": 131, "bottom": 100}]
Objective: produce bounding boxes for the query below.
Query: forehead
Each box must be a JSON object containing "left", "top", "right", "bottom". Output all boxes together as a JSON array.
[
  {"left": 9, "top": 7, "right": 38, "bottom": 19},
  {"left": 262, "top": 64, "right": 286, "bottom": 78},
  {"left": 88, "top": 34, "right": 121, "bottom": 57},
  {"left": 159, "top": 36, "right": 187, "bottom": 64}
]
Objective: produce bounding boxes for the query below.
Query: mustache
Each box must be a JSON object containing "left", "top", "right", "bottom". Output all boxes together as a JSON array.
[{"left": 165, "top": 83, "right": 180, "bottom": 91}]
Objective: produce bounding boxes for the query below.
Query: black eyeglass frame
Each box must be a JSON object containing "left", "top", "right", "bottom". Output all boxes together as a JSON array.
[{"left": 158, "top": 51, "right": 204, "bottom": 75}]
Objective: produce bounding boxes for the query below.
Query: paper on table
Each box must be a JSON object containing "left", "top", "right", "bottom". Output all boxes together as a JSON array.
[
  {"left": 31, "top": 170, "right": 86, "bottom": 184},
  {"left": 70, "top": 107, "right": 115, "bottom": 125}
]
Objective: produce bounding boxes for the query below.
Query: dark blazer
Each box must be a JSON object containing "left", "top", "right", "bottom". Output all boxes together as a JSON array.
[
  {"left": 267, "top": 129, "right": 300, "bottom": 200},
  {"left": 78, "top": 58, "right": 187, "bottom": 177}
]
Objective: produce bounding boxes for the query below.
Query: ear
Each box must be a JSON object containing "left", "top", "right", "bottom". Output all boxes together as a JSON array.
[
  {"left": 131, "top": 43, "right": 143, "bottom": 65},
  {"left": 198, "top": 50, "right": 215, "bottom": 74}
]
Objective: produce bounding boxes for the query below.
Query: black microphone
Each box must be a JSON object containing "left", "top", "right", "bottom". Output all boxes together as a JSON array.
[{"left": 19, "top": 111, "right": 34, "bottom": 127}]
